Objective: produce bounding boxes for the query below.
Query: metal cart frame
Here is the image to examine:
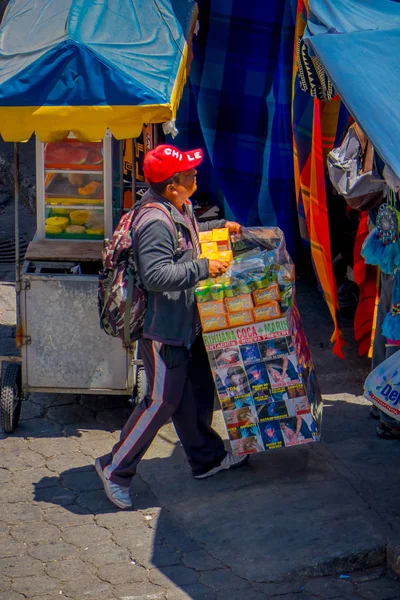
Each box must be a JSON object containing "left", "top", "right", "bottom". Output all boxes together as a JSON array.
[{"left": 0, "top": 141, "right": 146, "bottom": 433}]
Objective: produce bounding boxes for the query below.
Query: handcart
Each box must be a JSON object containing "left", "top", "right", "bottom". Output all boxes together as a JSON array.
[{"left": 0, "top": 0, "right": 198, "bottom": 432}]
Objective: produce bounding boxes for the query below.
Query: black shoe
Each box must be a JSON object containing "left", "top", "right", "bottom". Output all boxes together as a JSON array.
[{"left": 376, "top": 422, "right": 400, "bottom": 440}]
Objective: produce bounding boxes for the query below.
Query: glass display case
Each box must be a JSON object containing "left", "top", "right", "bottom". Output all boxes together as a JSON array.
[{"left": 36, "top": 132, "right": 114, "bottom": 241}]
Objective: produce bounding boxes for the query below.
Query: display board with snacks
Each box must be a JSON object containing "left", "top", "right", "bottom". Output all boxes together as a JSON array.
[
  {"left": 37, "top": 136, "right": 110, "bottom": 241},
  {"left": 196, "top": 227, "right": 323, "bottom": 455}
]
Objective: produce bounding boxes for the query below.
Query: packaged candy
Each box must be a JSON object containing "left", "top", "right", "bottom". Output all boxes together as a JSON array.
[
  {"left": 253, "top": 283, "right": 281, "bottom": 305},
  {"left": 194, "top": 286, "right": 211, "bottom": 303},
  {"left": 210, "top": 284, "right": 225, "bottom": 301},
  {"left": 238, "top": 280, "right": 256, "bottom": 294},
  {"left": 225, "top": 294, "right": 254, "bottom": 313},
  {"left": 201, "top": 313, "right": 228, "bottom": 332},
  {"left": 253, "top": 302, "right": 281, "bottom": 321},
  {"left": 253, "top": 274, "right": 272, "bottom": 289},
  {"left": 201, "top": 241, "right": 219, "bottom": 256},
  {"left": 197, "top": 300, "right": 225, "bottom": 317},
  {"left": 212, "top": 228, "right": 230, "bottom": 243},
  {"left": 278, "top": 263, "right": 295, "bottom": 286},
  {"left": 208, "top": 250, "right": 233, "bottom": 263},
  {"left": 223, "top": 281, "right": 241, "bottom": 298},
  {"left": 199, "top": 231, "right": 213, "bottom": 243},
  {"left": 228, "top": 311, "right": 254, "bottom": 327}
]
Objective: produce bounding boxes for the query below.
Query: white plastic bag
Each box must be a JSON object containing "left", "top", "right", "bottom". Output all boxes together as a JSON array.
[{"left": 364, "top": 350, "right": 400, "bottom": 420}]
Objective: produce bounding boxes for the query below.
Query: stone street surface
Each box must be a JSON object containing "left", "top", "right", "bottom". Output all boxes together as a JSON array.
[{"left": 1, "top": 176, "right": 400, "bottom": 599}]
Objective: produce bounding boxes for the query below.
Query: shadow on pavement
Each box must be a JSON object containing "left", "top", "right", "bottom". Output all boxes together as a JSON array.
[{"left": 29, "top": 395, "right": 399, "bottom": 598}]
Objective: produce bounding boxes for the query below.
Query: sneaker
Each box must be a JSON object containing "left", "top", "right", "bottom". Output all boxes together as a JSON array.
[
  {"left": 193, "top": 452, "right": 249, "bottom": 480},
  {"left": 376, "top": 422, "right": 400, "bottom": 440},
  {"left": 95, "top": 458, "right": 132, "bottom": 509}
]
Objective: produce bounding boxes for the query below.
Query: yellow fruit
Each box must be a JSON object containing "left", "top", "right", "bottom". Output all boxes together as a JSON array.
[
  {"left": 70, "top": 210, "right": 89, "bottom": 225},
  {"left": 45, "top": 216, "right": 69, "bottom": 231},
  {"left": 85, "top": 228, "right": 104, "bottom": 235},
  {"left": 45, "top": 225, "right": 63, "bottom": 234},
  {"left": 65, "top": 225, "right": 86, "bottom": 234}
]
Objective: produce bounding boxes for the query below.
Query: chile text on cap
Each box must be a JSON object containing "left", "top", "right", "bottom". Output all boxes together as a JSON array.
[{"left": 143, "top": 144, "right": 203, "bottom": 183}]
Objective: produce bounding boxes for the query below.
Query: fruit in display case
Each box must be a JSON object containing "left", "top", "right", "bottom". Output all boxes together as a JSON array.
[
  {"left": 45, "top": 225, "right": 63, "bottom": 234},
  {"left": 44, "top": 143, "right": 89, "bottom": 165},
  {"left": 44, "top": 142, "right": 103, "bottom": 168},
  {"left": 65, "top": 225, "right": 86, "bottom": 234},
  {"left": 67, "top": 173, "right": 85, "bottom": 187},
  {"left": 86, "top": 228, "right": 104, "bottom": 235},
  {"left": 45, "top": 216, "right": 69, "bottom": 231},
  {"left": 78, "top": 181, "right": 101, "bottom": 196},
  {"left": 86, "top": 148, "right": 103, "bottom": 164},
  {"left": 70, "top": 210, "right": 89, "bottom": 225}
]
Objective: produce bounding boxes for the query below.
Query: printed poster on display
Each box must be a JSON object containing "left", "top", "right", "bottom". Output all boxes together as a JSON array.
[{"left": 204, "top": 315, "right": 322, "bottom": 456}]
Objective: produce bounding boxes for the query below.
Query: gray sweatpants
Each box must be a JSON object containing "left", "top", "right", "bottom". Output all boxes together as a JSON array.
[{"left": 99, "top": 334, "right": 226, "bottom": 487}]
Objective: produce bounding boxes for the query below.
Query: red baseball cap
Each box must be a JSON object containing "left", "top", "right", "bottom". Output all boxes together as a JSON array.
[{"left": 143, "top": 144, "right": 204, "bottom": 183}]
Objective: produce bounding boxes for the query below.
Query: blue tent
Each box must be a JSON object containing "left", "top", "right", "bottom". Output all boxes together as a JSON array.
[
  {"left": 0, "top": 0, "right": 197, "bottom": 141},
  {"left": 304, "top": 0, "right": 400, "bottom": 177}
]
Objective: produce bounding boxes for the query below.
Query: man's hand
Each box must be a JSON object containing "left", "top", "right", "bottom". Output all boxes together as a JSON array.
[
  {"left": 208, "top": 259, "right": 229, "bottom": 278},
  {"left": 225, "top": 221, "right": 241, "bottom": 234}
]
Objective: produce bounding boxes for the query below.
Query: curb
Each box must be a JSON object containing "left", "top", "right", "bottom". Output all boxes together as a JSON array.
[{"left": 280, "top": 544, "right": 386, "bottom": 582}]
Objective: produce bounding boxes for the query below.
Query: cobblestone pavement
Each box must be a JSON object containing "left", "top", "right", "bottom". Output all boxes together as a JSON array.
[
  {"left": 0, "top": 389, "right": 399, "bottom": 600},
  {"left": 1, "top": 191, "right": 400, "bottom": 598}
]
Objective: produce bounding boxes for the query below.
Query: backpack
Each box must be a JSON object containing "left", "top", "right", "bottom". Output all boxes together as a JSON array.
[
  {"left": 327, "top": 123, "right": 386, "bottom": 211},
  {"left": 98, "top": 202, "right": 177, "bottom": 347}
]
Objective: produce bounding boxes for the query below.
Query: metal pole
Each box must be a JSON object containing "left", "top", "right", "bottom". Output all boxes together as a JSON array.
[{"left": 14, "top": 142, "right": 21, "bottom": 325}]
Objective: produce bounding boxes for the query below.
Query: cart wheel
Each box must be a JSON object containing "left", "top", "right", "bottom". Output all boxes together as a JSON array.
[
  {"left": 136, "top": 366, "right": 147, "bottom": 405},
  {"left": 0, "top": 362, "right": 22, "bottom": 433}
]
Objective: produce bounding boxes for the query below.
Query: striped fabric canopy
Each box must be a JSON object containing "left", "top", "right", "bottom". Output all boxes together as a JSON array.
[{"left": 0, "top": 0, "right": 197, "bottom": 141}]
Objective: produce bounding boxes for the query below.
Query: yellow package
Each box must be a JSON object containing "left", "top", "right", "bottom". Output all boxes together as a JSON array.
[
  {"left": 212, "top": 228, "right": 229, "bottom": 242},
  {"left": 225, "top": 294, "right": 254, "bottom": 313},
  {"left": 228, "top": 311, "right": 254, "bottom": 327},
  {"left": 208, "top": 250, "right": 233, "bottom": 263},
  {"left": 253, "top": 302, "right": 281, "bottom": 322},
  {"left": 201, "top": 241, "right": 218, "bottom": 256},
  {"left": 201, "top": 313, "right": 228, "bottom": 332},
  {"left": 253, "top": 283, "right": 281, "bottom": 306},
  {"left": 198, "top": 300, "right": 225, "bottom": 317},
  {"left": 199, "top": 231, "right": 213, "bottom": 243}
]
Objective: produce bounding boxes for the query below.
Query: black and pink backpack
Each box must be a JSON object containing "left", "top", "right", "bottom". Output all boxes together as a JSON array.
[{"left": 98, "top": 202, "right": 176, "bottom": 347}]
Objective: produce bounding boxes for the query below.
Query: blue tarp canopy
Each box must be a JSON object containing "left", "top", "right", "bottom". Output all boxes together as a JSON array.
[
  {"left": 0, "top": 0, "right": 197, "bottom": 141},
  {"left": 305, "top": 0, "right": 400, "bottom": 177}
]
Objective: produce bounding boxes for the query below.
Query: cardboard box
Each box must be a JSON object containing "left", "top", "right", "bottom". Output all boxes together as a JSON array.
[
  {"left": 197, "top": 299, "right": 225, "bottom": 318},
  {"left": 228, "top": 311, "right": 254, "bottom": 327},
  {"left": 201, "top": 313, "right": 228, "bottom": 332},
  {"left": 253, "top": 302, "right": 281, "bottom": 321},
  {"left": 253, "top": 283, "right": 281, "bottom": 306},
  {"left": 225, "top": 294, "right": 254, "bottom": 313},
  {"left": 199, "top": 231, "right": 213, "bottom": 243}
]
